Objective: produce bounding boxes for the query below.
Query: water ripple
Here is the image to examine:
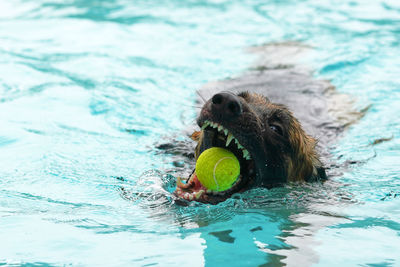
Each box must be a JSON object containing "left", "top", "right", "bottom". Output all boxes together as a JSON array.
[{"left": 1, "top": 0, "right": 400, "bottom": 265}]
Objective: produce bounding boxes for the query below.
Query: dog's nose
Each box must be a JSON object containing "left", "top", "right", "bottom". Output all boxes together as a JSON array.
[{"left": 211, "top": 92, "right": 242, "bottom": 118}]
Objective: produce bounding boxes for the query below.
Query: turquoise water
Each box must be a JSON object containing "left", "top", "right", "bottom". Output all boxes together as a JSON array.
[{"left": 1, "top": 0, "right": 399, "bottom": 266}]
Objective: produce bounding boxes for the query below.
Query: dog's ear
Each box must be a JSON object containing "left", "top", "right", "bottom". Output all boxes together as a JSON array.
[
  {"left": 190, "top": 131, "right": 201, "bottom": 141},
  {"left": 316, "top": 166, "right": 327, "bottom": 180},
  {"left": 306, "top": 165, "right": 327, "bottom": 182}
]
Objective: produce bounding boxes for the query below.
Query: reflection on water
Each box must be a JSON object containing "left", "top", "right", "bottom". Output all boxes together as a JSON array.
[
  {"left": 0, "top": 0, "right": 400, "bottom": 266},
  {"left": 120, "top": 172, "right": 354, "bottom": 266}
]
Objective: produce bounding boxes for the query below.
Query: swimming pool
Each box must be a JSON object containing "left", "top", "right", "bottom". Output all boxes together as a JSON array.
[{"left": 0, "top": 0, "right": 399, "bottom": 266}]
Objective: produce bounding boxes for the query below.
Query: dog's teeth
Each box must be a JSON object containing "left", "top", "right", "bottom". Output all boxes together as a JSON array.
[
  {"left": 201, "top": 121, "right": 210, "bottom": 130},
  {"left": 218, "top": 125, "right": 223, "bottom": 132},
  {"left": 223, "top": 129, "right": 228, "bottom": 136},
  {"left": 237, "top": 142, "right": 243, "bottom": 149},
  {"left": 226, "top": 133, "right": 234, "bottom": 147},
  {"left": 243, "top": 149, "right": 249, "bottom": 159},
  {"left": 195, "top": 190, "right": 204, "bottom": 200},
  {"left": 211, "top": 122, "right": 217, "bottom": 128},
  {"left": 234, "top": 138, "right": 243, "bottom": 149}
]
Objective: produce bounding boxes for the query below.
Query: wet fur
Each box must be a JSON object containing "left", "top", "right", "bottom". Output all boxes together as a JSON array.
[
  {"left": 155, "top": 43, "right": 365, "bottom": 204},
  {"left": 193, "top": 91, "right": 325, "bottom": 185}
]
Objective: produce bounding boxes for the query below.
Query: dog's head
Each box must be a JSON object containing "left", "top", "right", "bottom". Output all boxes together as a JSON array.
[{"left": 174, "top": 91, "right": 326, "bottom": 204}]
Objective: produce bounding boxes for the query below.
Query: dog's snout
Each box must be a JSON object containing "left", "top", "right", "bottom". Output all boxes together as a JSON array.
[{"left": 211, "top": 92, "right": 242, "bottom": 118}]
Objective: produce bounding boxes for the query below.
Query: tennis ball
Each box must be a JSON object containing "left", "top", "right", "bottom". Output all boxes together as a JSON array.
[{"left": 195, "top": 147, "right": 240, "bottom": 192}]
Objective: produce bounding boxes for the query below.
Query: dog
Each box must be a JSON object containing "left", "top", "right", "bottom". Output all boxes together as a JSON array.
[{"left": 174, "top": 91, "right": 327, "bottom": 204}]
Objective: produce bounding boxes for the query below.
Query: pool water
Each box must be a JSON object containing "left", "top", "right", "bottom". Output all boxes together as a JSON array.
[{"left": 1, "top": 0, "right": 399, "bottom": 266}]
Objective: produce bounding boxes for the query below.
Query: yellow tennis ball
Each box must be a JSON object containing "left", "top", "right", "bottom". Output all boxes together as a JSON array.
[{"left": 195, "top": 147, "right": 240, "bottom": 192}]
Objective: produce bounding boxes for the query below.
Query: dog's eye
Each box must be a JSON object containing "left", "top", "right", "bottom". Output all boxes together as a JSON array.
[{"left": 270, "top": 124, "right": 283, "bottom": 135}]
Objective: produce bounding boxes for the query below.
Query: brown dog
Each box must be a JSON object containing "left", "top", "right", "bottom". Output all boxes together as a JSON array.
[{"left": 174, "top": 91, "right": 326, "bottom": 204}]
